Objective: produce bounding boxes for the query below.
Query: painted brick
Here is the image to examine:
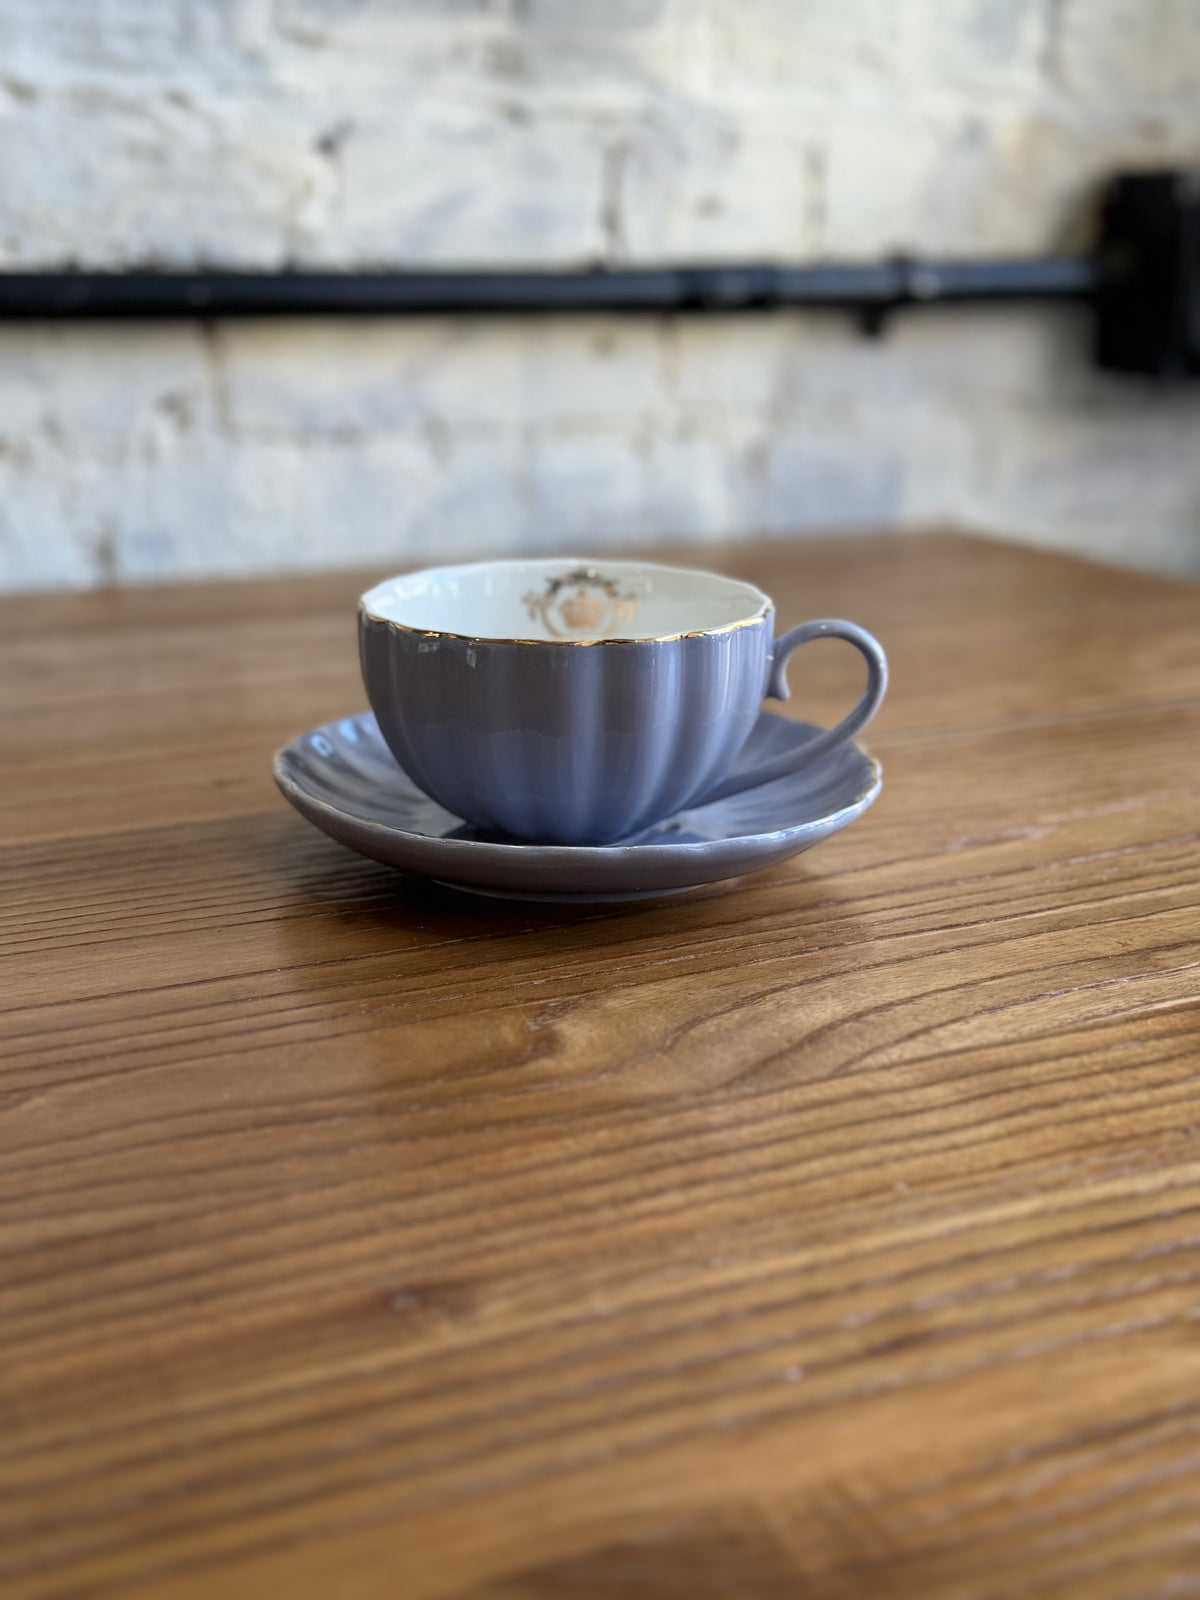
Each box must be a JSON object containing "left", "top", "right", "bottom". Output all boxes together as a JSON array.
[
  {"left": 1055, "top": 0, "right": 1200, "bottom": 105},
  {"left": 0, "top": 0, "right": 1198, "bottom": 589}
]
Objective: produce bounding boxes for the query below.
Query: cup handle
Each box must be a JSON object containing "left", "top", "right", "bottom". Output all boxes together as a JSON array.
[{"left": 697, "top": 619, "right": 888, "bottom": 805}]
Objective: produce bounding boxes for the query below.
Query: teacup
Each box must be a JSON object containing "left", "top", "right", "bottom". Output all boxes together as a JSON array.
[{"left": 359, "top": 557, "right": 887, "bottom": 845}]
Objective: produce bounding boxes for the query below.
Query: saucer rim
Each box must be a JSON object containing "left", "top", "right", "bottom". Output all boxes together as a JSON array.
[{"left": 272, "top": 710, "right": 882, "bottom": 862}]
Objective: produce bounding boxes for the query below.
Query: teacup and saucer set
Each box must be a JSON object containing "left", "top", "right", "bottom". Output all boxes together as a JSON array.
[{"left": 274, "top": 558, "right": 887, "bottom": 902}]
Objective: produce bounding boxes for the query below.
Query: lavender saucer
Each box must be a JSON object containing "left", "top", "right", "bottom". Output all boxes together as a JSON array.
[{"left": 273, "top": 710, "right": 881, "bottom": 903}]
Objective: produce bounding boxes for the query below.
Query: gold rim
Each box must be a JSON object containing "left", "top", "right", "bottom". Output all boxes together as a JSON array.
[
  {"left": 357, "top": 603, "right": 771, "bottom": 646},
  {"left": 358, "top": 558, "right": 773, "bottom": 646}
]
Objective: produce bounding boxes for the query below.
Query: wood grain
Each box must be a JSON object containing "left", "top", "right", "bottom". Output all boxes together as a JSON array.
[{"left": 3, "top": 531, "right": 1200, "bottom": 1599}]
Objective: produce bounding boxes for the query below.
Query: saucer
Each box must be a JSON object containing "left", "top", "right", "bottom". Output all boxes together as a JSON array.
[{"left": 273, "top": 711, "right": 882, "bottom": 903}]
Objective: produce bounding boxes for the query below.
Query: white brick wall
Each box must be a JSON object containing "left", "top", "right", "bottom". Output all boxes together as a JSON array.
[{"left": 1, "top": 0, "right": 1198, "bottom": 588}]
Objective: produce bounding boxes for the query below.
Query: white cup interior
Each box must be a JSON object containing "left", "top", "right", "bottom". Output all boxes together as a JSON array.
[{"left": 361, "top": 558, "right": 770, "bottom": 642}]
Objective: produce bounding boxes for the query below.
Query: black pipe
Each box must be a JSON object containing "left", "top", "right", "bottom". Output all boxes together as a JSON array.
[
  {"left": 0, "top": 171, "right": 1192, "bottom": 374},
  {"left": 0, "top": 255, "right": 1104, "bottom": 320}
]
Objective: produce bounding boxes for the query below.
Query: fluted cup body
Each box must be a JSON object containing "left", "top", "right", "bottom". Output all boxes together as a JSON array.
[{"left": 358, "top": 558, "right": 887, "bottom": 846}]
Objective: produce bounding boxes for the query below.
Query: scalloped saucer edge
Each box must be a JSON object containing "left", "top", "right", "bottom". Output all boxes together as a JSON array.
[{"left": 274, "top": 710, "right": 882, "bottom": 903}]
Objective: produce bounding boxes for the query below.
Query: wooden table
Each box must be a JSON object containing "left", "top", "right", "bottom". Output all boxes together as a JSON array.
[{"left": 4, "top": 532, "right": 1200, "bottom": 1600}]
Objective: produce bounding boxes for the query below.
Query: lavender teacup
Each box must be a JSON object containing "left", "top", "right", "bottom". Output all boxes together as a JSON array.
[{"left": 359, "top": 557, "right": 887, "bottom": 845}]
